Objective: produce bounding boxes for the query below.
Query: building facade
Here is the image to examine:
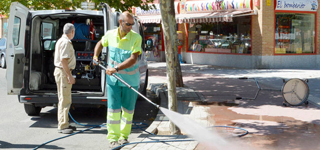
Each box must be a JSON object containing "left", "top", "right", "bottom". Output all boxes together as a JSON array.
[{"left": 136, "top": 0, "right": 320, "bottom": 69}]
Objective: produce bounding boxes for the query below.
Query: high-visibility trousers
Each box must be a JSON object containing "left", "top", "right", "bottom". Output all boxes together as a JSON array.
[
  {"left": 106, "top": 84, "right": 138, "bottom": 142},
  {"left": 54, "top": 68, "right": 73, "bottom": 130}
]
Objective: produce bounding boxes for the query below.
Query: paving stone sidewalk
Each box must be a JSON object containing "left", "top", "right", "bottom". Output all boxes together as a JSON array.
[{"left": 123, "top": 62, "right": 320, "bottom": 150}]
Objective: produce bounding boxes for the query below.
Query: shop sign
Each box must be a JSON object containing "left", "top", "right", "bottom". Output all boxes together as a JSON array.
[
  {"left": 184, "top": 0, "right": 252, "bottom": 13},
  {"left": 275, "top": 0, "right": 318, "bottom": 11}
]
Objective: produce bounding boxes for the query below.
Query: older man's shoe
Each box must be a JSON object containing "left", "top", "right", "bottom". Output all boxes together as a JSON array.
[
  {"left": 68, "top": 125, "right": 76, "bottom": 131},
  {"left": 58, "top": 128, "right": 73, "bottom": 134}
]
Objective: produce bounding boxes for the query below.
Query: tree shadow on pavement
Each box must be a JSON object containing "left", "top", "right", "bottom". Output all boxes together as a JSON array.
[{"left": 0, "top": 140, "right": 63, "bottom": 149}]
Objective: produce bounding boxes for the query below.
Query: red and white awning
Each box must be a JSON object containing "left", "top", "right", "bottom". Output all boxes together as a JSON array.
[
  {"left": 176, "top": 13, "right": 233, "bottom": 23},
  {"left": 176, "top": 10, "right": 255, "bottom": 24},
  {"left": 138, "top": 10, "right": 256, "bottom": 24},
  {"left": 138, "top": 13, "right": 232, "bottom": 24},
  {"left": 138, "top": 15, "right": 162, "bottom": 24}
]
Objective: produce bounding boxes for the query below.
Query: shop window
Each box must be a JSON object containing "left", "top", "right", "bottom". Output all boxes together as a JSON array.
[
  {"left": 275, "top": 13, "right": 315, "bottom": 54},
  {"left": 188, "top": 16, "right": 252, "bottom": 54}
]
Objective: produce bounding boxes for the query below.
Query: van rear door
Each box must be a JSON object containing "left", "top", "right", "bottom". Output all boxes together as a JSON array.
[{"left": 6, "top": 2, "right": 29, "bottom": 95}]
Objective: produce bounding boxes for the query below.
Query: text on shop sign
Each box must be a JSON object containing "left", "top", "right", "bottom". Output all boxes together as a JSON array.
[
  {"left": 182, "top": 0, "right": 252, "bottom": 13},
  {"left": 276, "top": 0, "right": 318, "bottom": 11}
]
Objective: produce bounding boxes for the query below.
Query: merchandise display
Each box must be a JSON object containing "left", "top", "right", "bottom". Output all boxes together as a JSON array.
[{"left": 188, "top": 16, "right": 252, "bottom": 54}]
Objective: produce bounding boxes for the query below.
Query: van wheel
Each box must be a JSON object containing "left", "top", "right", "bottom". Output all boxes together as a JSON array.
[
  {"left": 1, "top": 55, "right": 6, "bottom": 68},
  {"left": 138, "top": 69, "right": 148, "bottom": 101},
  {"left": 24, "top": 104, "right": 41, "bottom": 116}
]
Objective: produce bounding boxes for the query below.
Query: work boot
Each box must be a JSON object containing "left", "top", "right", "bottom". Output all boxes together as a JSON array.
[
  {"left": 68, "top": 125, "right": 77, "bottom": 131},
  {"left": 118, "top": 139, "right": 129, "bottom": 145},
  {"left": 109, "top": 141, "right": 120, "bottom": 149},
  {"left": 58, "top": 128, "right": 73, "bottom": 134}
]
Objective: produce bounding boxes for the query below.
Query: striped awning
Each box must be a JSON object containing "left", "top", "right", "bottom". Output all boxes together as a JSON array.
[
  {"left": 138, "top": 13, "right": 231, "bottom": 24},
  {"left": 138, "top": 15, "right": 162, "bottom": 24},
  {"left": 138, "top": 10, "right": 256, "bottom": 24},
  {"left": 176, "top": 10, "right": 254, "bottom": 24},
  {"left": 176, "top": 13, "right": 233, "bottom": 23}
]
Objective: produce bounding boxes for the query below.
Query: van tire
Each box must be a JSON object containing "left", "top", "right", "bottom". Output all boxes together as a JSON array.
[
  {"left": 138, "top": 69, "right": 148, "bottom": 101},
  {"left": 24, "top": 104, "right": 41, "bottom": 116},
  {"left": 1, "top": 55, "right": 6, "bottom": 68}
]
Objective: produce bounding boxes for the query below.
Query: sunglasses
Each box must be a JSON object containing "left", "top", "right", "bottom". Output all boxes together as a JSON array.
[{"left": 122, "top": 20, "right": 135, "bottom": 26}]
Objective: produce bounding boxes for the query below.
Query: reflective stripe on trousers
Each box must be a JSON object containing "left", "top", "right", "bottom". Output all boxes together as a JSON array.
[{"left": 106, "top": 84, "right": 138, "bottom": 142}]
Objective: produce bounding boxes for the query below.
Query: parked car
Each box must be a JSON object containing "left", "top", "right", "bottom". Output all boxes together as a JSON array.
[
  {"left": 6, "top": 2, "right": 150, "bottom": 116},
  {"left": 0, "top": 38, "right": 6, "bottom": 68}
]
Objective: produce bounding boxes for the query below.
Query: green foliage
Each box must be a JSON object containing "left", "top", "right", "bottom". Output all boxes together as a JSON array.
[
  {"left": 0, "top": 0, "right": 155, "bottom": 15},
  {"left": 102, "top": 0, "right": 155, "bottom": 12}
]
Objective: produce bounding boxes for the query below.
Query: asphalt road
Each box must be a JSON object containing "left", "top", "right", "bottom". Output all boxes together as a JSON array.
[{"left": 0, "top": 68, "right": 159, "bottom": 150}]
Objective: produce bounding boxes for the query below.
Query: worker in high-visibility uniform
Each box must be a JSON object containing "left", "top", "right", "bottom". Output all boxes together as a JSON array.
[{"left": 93, "top": 11, "right": 142, "bottom": 148}]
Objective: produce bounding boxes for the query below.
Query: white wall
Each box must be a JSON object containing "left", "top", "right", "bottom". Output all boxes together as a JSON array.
[{"left": 182, "top": 52, "right": 320, "bottom": 69}]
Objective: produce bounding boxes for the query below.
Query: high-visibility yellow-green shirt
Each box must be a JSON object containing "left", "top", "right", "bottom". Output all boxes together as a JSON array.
[{"left": 101, "top": 28, "right": 142, "bottom": 86}]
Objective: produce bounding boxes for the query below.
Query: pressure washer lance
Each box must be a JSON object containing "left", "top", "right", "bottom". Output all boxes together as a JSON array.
[{"left": 92, "top": 60, "right": 160, "bottom": 108}]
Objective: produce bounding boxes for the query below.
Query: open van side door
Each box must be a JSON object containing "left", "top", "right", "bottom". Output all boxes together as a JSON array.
[
  {"left": 100, "top": 3, "right": 112, "bottom": 93},
  {"left": 6, "top": 2, "right": 29, "bottom": 95}
]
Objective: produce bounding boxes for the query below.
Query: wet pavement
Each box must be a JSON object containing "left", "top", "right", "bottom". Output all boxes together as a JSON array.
[{"left": 147, "top": 61, "right": 320, "bottom": 150}]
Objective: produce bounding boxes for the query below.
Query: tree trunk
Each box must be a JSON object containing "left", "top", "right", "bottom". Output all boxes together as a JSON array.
[
  {"left": 175, "top": 54, "right": 183, "bottom": 87},
  {"left": 159, "top": 0, "right": 181, "bottom": 135}
]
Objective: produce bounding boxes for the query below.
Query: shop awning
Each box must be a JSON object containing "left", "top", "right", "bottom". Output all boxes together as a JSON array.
[
  {"left": 138, "top": 15, "right": 162, "bottom": 24},
  {"left": 135, "top": 2, "right": 180, "bottom": 24},
  {"left": 176, "top": 10, "right": 256, "bottom": 24},
  {"left": 138, "top": 10, "right": 257, "bottom": 24}
]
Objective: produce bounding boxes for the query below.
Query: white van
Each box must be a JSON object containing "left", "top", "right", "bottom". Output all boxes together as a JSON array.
[{"left": 6, "top": 2, "right": 149, "bottom": 116}]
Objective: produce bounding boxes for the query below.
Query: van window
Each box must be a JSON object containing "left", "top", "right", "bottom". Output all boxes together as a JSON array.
[
  {"left": 13, "top": 17, "right": 21, "bottom": 46},
  {"left": 42, "top": 22, "right": 53, "bottom": 39},
  {"left": 42, "top": 22, "right": 55, "bottom": 50}
]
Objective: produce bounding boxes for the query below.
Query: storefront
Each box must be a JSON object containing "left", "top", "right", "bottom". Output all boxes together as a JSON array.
[
  {"left": 176, "top": 0, "right": 257, "bottom": 67},
  {"left": 179, "top": 0, "right": 254, "bottom": 54},
  {"left": 177, "top": 0, "right": 320, "bottom": 69},
  {"left": 265, "top": 0, "right": 319, "bottom": 69},
  {"left": 274, "top": 0, "right": 317, "bottom": 55},
  {"left": 136, "top": 0, "right": 320, "bottom": 69}
]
